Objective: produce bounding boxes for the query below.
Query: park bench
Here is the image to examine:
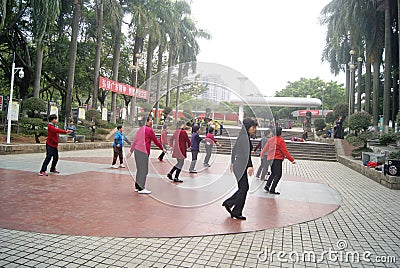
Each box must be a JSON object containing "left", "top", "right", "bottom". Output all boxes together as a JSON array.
[
  {"left": 362, "top": 152, "right": 386, "bottom": 164},
  {"left": 59, "top": 134, "right": 85, "bottom": 143}
]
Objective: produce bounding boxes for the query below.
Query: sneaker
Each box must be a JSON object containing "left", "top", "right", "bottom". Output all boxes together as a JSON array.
[
  {"left": 264, "top": 186, "right": 270, "bottom": 193},
  {"left": 134, "top": 189, "right": 138, "bottom": 192},
  {"left": 167, "top": 173, "right": 173, "bottom": 181},
  {"left": 158, "top": 158, "right": 164, "bottom": 162},
  {"left": 119, "top": 164, "right": 125, "bottom": 168},
  {"left": 111, "top": 164, "right": 119, "bottom": 169},
  {"left": 50, "top": 170, "right": 60, "bottom": 174},
  {"left": 173, "top": 178, "right": 183, "bottom": 183},
  {"left": 189, "top": 170, "right": 197, "bottom": 174},
  {"left": 38, "top": 171, "right": 48, "bottom": 176},
  {"left": 138, "top": 189, "right": 151, "bottom": 194}
]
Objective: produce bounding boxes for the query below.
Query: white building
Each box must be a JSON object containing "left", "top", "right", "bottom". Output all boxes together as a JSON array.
[{"left": 200, "top": 74, "right": 230, "bottom": 102}]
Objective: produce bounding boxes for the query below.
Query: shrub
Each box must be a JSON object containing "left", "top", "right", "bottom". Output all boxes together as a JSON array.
[
  {"left": 85, "top": 109, "right": 102, "bottom": 126},
  {"left": 22, "top": 97, "right": 46, "bottom": 118},
  {"left": 351, "top": 147, "right": 372, "bottom": 158},
  {"left": 19, "top": 117, "right": 48, "bottom": 143},
  {"left": 333, "top": 103, "right": 348, "bottom": 119},
  {"left": 349, "top": 112, "right": 372, "bottom": 131},
  {"left": 314, "top": 118, "right": 326, "bottom": 131},
  {"left": 389, "top": 151, "right": 400, "bottom": 159},
  {"left": 379, "top": 133, "right": 396, "bottom": 146},
  {"left": 346, "top": 131, "right": 378, "bottom": 148},
  {"left": 325, "top": 112, "right": 336, "bottom": 124}
]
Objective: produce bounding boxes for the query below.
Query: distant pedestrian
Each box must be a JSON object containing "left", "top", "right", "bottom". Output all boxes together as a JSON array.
[
  {"left": 127, "top": 115, "right": 166, "bottom": 194},
  {"left": 219, "top": 121, "right": 224, "bottom": 136},
  {"left": 222, "top": 118, "right": 257, "bottom": 220},
  {"left": 39, "top": 114, "right": 73, "bottom": 176},
  {"left": 111, "top": 125, "right": 131, "bottom": 169},
  {"left": 167, "top": 121, "right": 191, "bottom": 182},
  {"left": 254, "top": 130, "right": 273, "bottom": 180},
  {"left": 334, "top": 116, "right": 343, "bottom": 139},
  {"left": 261, "top": 127, "right": 296, "bottom": 195},
  {"left": 203, "top": 127, "right": 222, "bottom": 167},
  {"left": 67, "top": 120, "right": 77, "bottom": 142},
  {"left": 158, "top": 124, "right": 168, "bottom": 162},
  {"left": 189, "top": 125, "right": 203, "bottom": 173}
]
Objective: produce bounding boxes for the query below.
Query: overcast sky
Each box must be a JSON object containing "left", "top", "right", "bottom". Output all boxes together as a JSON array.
[{"left": 191, "top": 0, "right": 345, "bottom": 97}]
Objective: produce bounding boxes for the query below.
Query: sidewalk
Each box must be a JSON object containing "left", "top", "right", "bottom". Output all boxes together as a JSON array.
[{"left": 0, "top": 148, "right": 399, "bottom": 267}]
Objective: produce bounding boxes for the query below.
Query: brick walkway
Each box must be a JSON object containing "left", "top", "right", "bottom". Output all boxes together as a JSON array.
[{"left": 0, "top": 150, "right": 399, "bottom": 267}]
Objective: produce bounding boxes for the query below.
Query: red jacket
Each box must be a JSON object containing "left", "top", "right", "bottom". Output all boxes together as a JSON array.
[
  {"left": 160, "top": 129, "right": 168, "bottom": 145},
  {"left": 261, "top": 136, "right": 294, "bottom": 162},
  {"left": 46, "top": 123, "right": 67, "bottom": 148},
  {"left": 130, "top": 125, "right": 164, "bottom": 155},
  {"left": 170, "top": 129, "right": 191, "bottom": 159}
]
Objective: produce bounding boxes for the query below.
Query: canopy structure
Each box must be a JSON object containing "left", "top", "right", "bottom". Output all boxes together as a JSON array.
[{"left": 230, "top": 96, "right": 322, "bottom": 123}]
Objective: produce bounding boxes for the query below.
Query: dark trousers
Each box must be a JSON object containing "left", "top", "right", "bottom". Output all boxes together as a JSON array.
[
  {"left": 158, "top": 144, "right": 167, "bottom": 160},
  {"left": 266, "top": 159, "right": 283, "bottom": 192},
  {"left": 40, "top": 145, "right": 59, "bottom": 172},
  {"left": 189, "top": 151, "right": 198, "bottom": 171},
  {"left": 169, "top": 159, "right": 184, "bottom": 178},
  {"left": 69, "top": 132, "right": 76, "bottom": 142},
  {"left": 223, "top": 167, "right": 249, "bottom": 217},
  {"left": 204, "top": 145, "right": 212, "bottom": 165},
  {"left": 256, "top": 157, "right": 272, "bottom": 180},
  {"left": 134, "top": 150, "right": 149, "bottom": 190},
  {"left": 112, "top": 146, "right": 123, "bottom": 165}
]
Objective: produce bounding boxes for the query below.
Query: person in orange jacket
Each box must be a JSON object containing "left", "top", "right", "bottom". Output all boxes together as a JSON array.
[{"left": 260, "top": 126, "right": 295, "bottom": 194}]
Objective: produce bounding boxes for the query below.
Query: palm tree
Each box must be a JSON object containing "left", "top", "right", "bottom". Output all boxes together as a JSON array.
[
  {"left": 65, "top": 0, "right": 82, "bottom": 125},
  {"left": 91, "top": 0, "right": 104, "bottom": 110},
  {"left": 110, "top": 0, "right": 124, "bottom": 124},
  {"left": 31, "top": 0, "right": 61, "bottom": 98}
]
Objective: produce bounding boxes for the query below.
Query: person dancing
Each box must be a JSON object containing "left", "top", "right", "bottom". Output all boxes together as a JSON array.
[{"left": 222, "top": 118, "right": 257, "bottom": 220}]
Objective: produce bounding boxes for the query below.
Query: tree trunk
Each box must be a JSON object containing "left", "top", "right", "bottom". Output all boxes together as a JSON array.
[
  {"left": 392, "top": 71, "right": 399, "bottom": 129},
  {"left": 345, "top": 64, "right": 350, "bottom": 101},
  {"left": 111, "top": 19, "right": 122, "bottom": 124},
  {"left": 155, "top": 43, "right": 164, "bottom": 125},
  {"left": 357, "top": 59, "right": 362, "bottom": 112},
  {"left": 383, "top": 0, "right": 392, "bottom": 133},
  {"left": 65, "top": 0, "right": 81, "bottom": 126},
  {"left": 166, "top": 47, "right": 174, "bottom": 107},
  {"left": 129, "top": 35, "right": 143, "bottom": 126},
  {"left": 33, "top": 42, "right": 43, "bottom": 98},
  {"left": 175, "top": 64, "right": 183, "bottom": 120},
  {"left": 92, "top": 0, "right": 103, "bottom": 110},
  {"left": 145, "top": 35, "right": 155, "bottom": 103},
  {"left": 373, "top": 61, "right": 380, "bottom": 128},
  {"left": 365, "top": 62, "right": 371, "bottom": 114}
]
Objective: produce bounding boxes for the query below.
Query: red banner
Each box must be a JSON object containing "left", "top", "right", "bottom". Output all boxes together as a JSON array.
[
  {"left": 99, "top": 76, "right": 148, "bottom": 100},
  {"left": 297, "top": 110, "right": 321, "bottom": 116}
]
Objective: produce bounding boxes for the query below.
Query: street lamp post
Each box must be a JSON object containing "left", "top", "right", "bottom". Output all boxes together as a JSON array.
[
  {"left": 322, "top": 87, "right": 325, "bottom": 118},
  {"left": 7, "top": 55, "right": 24, "bottom": 144},
  {"left": 130, "top": 53, "right": 140, "bottom": 126},
  {"left": 348, "top": 49, "right": 356, "bottom": 133},
  {"left": 357, "top": 56, "right": 363, "bottom": 112}
]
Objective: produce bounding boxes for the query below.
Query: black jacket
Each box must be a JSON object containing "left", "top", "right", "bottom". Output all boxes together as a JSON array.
[{"left": 231, "top": 128, "right": 253, "bottom": 178}]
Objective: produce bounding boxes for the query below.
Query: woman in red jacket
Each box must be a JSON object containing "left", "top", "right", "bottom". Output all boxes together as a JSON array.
[
  {"left": 167, "top": 121, "right": 191, "bottom": 183},
  {"left": 260, "top": 127, "right": 295, "bottom": 194}
]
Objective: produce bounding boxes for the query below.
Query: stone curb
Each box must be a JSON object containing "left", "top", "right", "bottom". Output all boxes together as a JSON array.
[
  {"left": 337, "top": 154, "right": 400, "bottom": 189},
  {"left": 0, "top": 142, "right": 112, "bottom": 155}
]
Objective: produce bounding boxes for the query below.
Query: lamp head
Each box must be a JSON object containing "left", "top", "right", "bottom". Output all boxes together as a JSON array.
[{"left": 18, "top": 69, "right": 24, "bottom": 79}]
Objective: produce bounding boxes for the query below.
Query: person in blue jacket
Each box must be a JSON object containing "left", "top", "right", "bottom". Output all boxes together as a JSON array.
[{"left": 111, "top": 125, "right": 131, "bottom": 168}]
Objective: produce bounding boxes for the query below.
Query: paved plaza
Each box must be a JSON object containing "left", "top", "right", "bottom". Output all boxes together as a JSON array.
[{"left": 0, "top": 148, "right": 399, "bottom": 267}]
